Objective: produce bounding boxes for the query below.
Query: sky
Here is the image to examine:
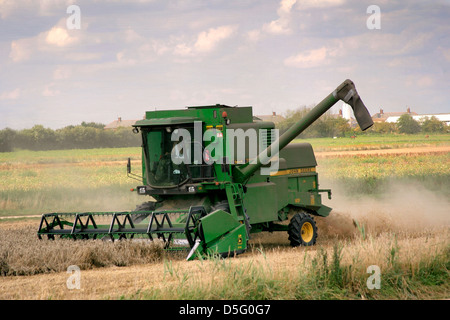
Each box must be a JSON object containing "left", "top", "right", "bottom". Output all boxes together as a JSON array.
[{"left": 0, "top": 0, "right": 449, "bottom": 130}]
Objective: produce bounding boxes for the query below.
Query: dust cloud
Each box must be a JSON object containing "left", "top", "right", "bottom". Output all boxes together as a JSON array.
[{"left": 317, "top": 179, "right": 450, "bottom": 239}]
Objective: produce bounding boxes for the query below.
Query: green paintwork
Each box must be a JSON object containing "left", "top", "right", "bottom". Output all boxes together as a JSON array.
[
  {"left": 134, "top": 117, "right": 201, "bottom": 126},
  {"left": 280, "top": 143, "right": 317, "bottom": 168},
  {"left": 204, "top": 224, "right": 247, "bottom": 256},
  {"left": 199, "top": 209, "right": 241, "bottom": 244},
  {"left": 232, "top": 79, "right": 373, "bottom": 183},
  {"left": 38, "top": 80, "right": 373, "bottom": 260}
]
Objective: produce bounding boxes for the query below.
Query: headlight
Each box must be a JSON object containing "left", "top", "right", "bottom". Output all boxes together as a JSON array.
[{"left": 138, "top": 186, "right": 146, "bottom": 194}]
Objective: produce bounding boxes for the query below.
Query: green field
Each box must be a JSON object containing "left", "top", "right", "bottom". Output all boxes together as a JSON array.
[
  {"left": 296, "top": 133, "right": 450, "bottom": 151},
  {"left": 1, "top": 133, "right": 448, "bottom": 164},
  {"left": 0, "top": 134, "right": 449, "bottom": 300},
  {"left": 0, "top": 134, "right": 449, "bottom": 217},
  {"left": 0, "top": 148, "right": 141, "bottom": 216},
  {"left": 0, "top": 147, "right": 141, "bottom": 165}
]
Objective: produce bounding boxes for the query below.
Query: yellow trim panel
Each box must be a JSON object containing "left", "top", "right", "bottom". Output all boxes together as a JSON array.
[{"left": 270, "top": 167, "right": 316, "bottom": 177}]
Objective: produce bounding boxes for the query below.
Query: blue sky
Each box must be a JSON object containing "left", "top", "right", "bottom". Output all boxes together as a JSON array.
[{"left": 1, "top": 0, "right": 449, "bottom": 129}]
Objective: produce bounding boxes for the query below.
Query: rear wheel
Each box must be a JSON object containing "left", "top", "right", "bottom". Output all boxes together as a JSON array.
[{"left": 288, "top": 211, "right": 318, "bottom": 247}]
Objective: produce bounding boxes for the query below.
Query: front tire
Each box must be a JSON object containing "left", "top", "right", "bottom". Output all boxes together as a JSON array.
[
  {"left": 132, "top": 201, "right": 157, "bottom": 223},
  {"left": 288, "top": 211, "right": 318, "bottom": 247}
]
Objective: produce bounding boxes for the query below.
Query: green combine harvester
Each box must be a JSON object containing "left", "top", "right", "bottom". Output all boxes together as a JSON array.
[{"left": 38, "top": 79, "right": 373, "bottom": 260}]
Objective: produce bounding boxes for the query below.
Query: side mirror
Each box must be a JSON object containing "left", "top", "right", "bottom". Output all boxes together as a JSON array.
[{"left": 126, "top": 157, "right": 143, "bottom": 182}]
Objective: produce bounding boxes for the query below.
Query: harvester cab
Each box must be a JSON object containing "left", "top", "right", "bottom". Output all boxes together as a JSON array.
[{"left": 38, "top": 79, "right": 373, "bottom": 260}]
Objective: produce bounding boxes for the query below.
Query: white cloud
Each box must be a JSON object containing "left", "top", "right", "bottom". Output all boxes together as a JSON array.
[
  {"left": 0, "top": 88, "right": 21, "bottom": 100},
  {"left": 246, "top": 29, "right": 262, "bottom": 43},
  {"left": 278, "top": 0, "right": 297, "bottom": 14},
  {"left": 296, "top": 0, "right": 346, "bottom": 9},
  {"left": 64, "top": 52, "right": 102, "bottom": 61},
  {"left": 0, "top": 0, "right": 72, "bottom": 19},
  {"left": 406, "top": 75, "right": 434, "bottom": 88},
  {"left": 9, "top": 39, "right": 33, "bottom": 62},
  {"left": 1, "top": 1, "right": 449, "bottom": 130},
  {"left": 263, "top": 0, "right": 297, "bottom": 35},
  {"left": 113, "top": 24, "right": 237, "bottom": 64},
  {"left": 115, "top": 40, "right": 169, "bottom": 66},
  {"left": 387, "top": 57, "right": 421, "bottom": 68},
  {"left": 169, "top": 25, "right": 238, "bottom": 59},
  {"left": 173, "top": 43, "right": 192, "bottom": 57},
  {"left": 123, "top": 28, "right": 143, "bottom": 43},
  {"left": 260, "top": 0, "right": 347, "bottom": 36},
  {"left": 263, "top": 19, "right": 290, "bottom": 35},
  {"left": 417, "top": 76, "right": 434, "bottom": 87},
  {"left": 284, "top": 46, "right": 340, "bottom": 68},
  {"left": 116, "top": 51, "right": 137, "bottom": 66},
  {"left": 45, "top": 26, "right": 78, "bottom": 47},
  {"left": 42, "top": 83, "right": 60, "bottom": 97},
  {"left": 53, "top": 66, "right": 72, "bottom": 80},
  {"left": 9, "top": 20, "right": 86, "bottom": 63},
  {"left": 362, "top": 29, "right": 430, "bottom": 55},
  {"left": 194, "top": 25, "right": 237, "bottom": 53},
  {"left": 438, "top": 46, "right": 450, "bottom": 62}
]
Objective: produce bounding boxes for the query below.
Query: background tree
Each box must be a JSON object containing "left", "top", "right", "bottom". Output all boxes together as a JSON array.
[
  {"left": 0, "top": 122, "right": 141, "bottom": 152},
  {"left": 81, "top": 121, "right": 105, "bottom": 129},
  {"left": 17, "top": 125, "right": 57, "bottom": 150},
  {"left": 397, "top": 114, "right": 421, "bottom": 134},
  {"left": 421, "top": 116, "right": 444, "bottom": 133},
  {"left": 0, "top": 128, "right": 16, "bottom": 152},
  {"left": 277, "top": 105, "right": 351, "bottom": 138},
  {"left": 369, "top": 122, "right": 397, "bottom": 134}
]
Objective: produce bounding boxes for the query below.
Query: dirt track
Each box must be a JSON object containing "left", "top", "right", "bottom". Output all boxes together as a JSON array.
[
  {"left": 315, "top": 145, "right": 450, "bottom": 158},
  {"left": 2, "top": 145, "right": 449, "bottom": 170}
]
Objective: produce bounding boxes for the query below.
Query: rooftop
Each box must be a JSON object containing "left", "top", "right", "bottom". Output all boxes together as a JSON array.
[
  {"left": 104, "top": 117, "right": 138, "bottom": 129},
  {"left": 372, "top": 108, "right": 417, "bottom": 122},
  {"left": 254, "top": 112, "right": 285, "bottom": 124}
]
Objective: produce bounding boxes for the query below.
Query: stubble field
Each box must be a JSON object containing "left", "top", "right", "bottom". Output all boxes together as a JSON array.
[{"left": 0, "top": 134, "right": 449, "bottom": 300}]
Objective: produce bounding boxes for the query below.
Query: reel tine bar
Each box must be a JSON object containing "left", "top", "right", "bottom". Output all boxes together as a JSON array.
[{"left": 37, "top": 210, "right": 191, "bottom": 250}]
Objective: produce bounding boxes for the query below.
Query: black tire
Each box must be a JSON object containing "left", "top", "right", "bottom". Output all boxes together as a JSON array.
[
  {"left": 212, "top": 200, "right": 231, "bottom": 213},
  {"left": 132, "top": 201, "right": 157, "bottom": 223},
  {"left": 288, "top": 211, "right": 318, "bottom": 247}
]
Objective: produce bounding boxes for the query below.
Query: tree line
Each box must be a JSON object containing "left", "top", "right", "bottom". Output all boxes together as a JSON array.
[
  {"left": 0, "top": 122, "right": 141, "bottom": 152},
  {"left": 276, "top": 106, "right": 448, "bottom": 137},
  {"left": 0, "top": 111, "right": 447, "bottom": 152},
  {"left": 276, "top": 107, "right": 351, "bottom": 138}
]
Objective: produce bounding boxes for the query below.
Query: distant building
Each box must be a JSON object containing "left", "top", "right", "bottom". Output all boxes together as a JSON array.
[
  {"left": 368, "top": 107, "right": 450, "bottom": 125},
  {"left": 104, "top": 117, "right": 137, "bottom": 130},
  {"left": 371, "top": 107, "right": 417, "bottom": 123},
  {"left": 340, "top": 102, "right": 358, "bottom": 128},
  {"left": 254, "top": 112, "right": 285, "bottom": 124},
  {"left": 386, "top": 113, "right": 450, "bottom": 125}
]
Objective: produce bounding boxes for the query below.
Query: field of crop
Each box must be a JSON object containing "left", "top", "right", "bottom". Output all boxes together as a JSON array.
[
  {"left": 0, "top": 147, "right": 142, "bottom": 216},
  {"left": 0, "top": 134, "right": 449, "bottom": 300},
  {"left": 297, "top": 133, "right": 450, "bottom": 152}
]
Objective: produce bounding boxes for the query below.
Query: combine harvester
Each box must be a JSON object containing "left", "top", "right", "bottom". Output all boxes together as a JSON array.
[{"left": 38, "top": 79, "right": 373, "bottom": 260}]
